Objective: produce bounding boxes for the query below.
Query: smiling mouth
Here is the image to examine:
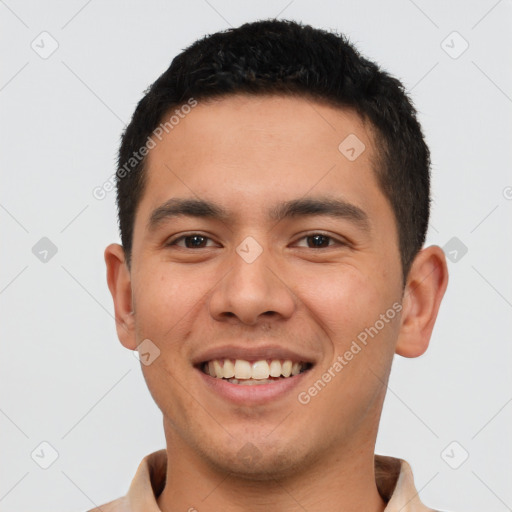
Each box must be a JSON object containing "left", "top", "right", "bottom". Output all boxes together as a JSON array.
[{"left": 200, "top": 358, "right": 313, "bottom": 386}]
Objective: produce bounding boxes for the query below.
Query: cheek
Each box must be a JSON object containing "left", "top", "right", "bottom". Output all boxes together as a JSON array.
[
  {"left": 299, "top": 264, "right": 390, "bottom": 344},
  {"left": 131, "top": 263, "right": 207, "bottom": 343},
  {"left": 131, "top": 264, "right": 209, "bottom": 425},
  {"left": 294, "top": 267, "right": 400, "bottom": 435}
]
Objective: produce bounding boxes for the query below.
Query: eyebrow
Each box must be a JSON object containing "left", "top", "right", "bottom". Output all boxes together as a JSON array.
[{"left": 147, "top": 196, "right": 370, "bottom": 232}]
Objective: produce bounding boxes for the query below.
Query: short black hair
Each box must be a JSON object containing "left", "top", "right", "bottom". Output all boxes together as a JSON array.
[{"left": 116, "top": 19, "right": 431, "bottom": 280}]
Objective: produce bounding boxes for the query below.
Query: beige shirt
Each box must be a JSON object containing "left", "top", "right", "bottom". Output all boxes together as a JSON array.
[{"left": 90, "top": 450, "right": 440, "bottom": 512}]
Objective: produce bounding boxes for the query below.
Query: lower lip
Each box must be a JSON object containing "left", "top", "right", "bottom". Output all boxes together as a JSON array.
[{"left": 196, "top": 368, "right": 311, "bottom": 405}]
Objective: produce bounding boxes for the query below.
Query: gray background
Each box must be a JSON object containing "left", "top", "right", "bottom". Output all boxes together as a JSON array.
[{"left": 1, "top": 0, "right": 511, "bottom": 510}]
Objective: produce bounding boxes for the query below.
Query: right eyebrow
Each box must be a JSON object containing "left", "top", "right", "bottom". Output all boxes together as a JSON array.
[{"left": 147, "top": 198, "right": 229, "bottom": 232}]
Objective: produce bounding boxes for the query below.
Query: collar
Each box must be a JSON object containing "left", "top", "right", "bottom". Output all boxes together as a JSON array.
[{"left": 92, "top": 450, "right": 438, "bottom": 511}]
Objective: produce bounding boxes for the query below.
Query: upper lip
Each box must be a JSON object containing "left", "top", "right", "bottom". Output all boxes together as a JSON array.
[{"left": 192, "top": 344, "right": 317, "bottom": 366}]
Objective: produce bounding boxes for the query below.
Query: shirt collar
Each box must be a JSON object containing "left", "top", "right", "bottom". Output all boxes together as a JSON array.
[{"left": 100, "top": 450, "right": 437, "bottom": 511}]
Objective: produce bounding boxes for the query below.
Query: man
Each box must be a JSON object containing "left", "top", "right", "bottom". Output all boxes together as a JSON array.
[{"left": 100, "top": 19, "right": 449, "bottom": 511}]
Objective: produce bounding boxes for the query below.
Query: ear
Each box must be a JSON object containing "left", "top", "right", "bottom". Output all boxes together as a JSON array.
[
  {"left": 104, "top": 243, "right": 137, "bottom": 350},
  {"left": 395, "top": 245, "right": 449, "bottom": 358}
]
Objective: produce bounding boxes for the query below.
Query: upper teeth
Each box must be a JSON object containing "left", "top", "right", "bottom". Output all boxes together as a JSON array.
[{"left": 204, "top": 359, "right": 306, "bottom": 380}]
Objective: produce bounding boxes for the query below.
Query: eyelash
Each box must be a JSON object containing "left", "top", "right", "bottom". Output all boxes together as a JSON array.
[{"left": 166, "top": 232, "right": 346, "bottom": 249}]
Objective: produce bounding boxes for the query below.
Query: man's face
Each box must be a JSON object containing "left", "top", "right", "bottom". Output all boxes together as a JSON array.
[{"left": 127, "top": 94, "right": 404, "bottom": 477}]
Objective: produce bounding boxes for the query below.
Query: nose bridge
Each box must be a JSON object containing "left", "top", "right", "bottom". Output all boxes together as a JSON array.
[
  {"left": 208, "top": 238, "right": 295, "bottom": 325},
  {"left": 232, "top": 243, "right": 273, "bottom": 294}
]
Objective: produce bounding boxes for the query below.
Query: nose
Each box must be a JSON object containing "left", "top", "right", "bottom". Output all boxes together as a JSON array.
[{"left": 208, "top": 245, "right": 296, "bottom": 326}]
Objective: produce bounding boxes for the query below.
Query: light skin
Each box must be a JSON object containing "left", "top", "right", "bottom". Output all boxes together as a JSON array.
[{"left": 105, "top": 94, "right": 448, "bottom": 511}]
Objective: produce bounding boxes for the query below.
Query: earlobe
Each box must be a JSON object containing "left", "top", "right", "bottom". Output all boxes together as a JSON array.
[
  {"left": 395, "top": 245, "right": 449, "bottom": 358},
  {"left": 104, "top": 243, "right": 137, "bottom": 350}
]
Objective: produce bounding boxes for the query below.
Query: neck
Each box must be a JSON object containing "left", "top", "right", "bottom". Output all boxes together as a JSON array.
[{"left": 157, "top": 427, "right": 387, "bottom": 512}]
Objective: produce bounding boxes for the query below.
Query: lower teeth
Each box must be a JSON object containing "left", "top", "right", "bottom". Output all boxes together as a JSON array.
[{"left": 225, "top": 377, "right": 283, "bottom": 385}]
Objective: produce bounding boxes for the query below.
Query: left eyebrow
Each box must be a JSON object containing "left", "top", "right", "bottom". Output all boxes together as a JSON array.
[
  {"left": 269, "top": 197, "right": 371, "bottom": 232},
  {"left": 147, "top": 196, "right": 370, "bottom": 232}
]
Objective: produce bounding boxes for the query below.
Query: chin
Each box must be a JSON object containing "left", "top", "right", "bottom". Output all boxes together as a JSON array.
[{"left": 202, "top": 436, "right": 314, "bottom": 481}]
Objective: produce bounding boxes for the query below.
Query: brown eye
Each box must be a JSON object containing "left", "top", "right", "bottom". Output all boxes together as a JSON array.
[
  {"left": 306, "top": 234, "right": 332, "bottom": 248},
  {"left": 294, "top": 233, "right": 341, "bottom": 248},
  {"left": 168, "top": 234, "right": 217, "bottom": 248},
  {"left": 183, "top": 235, "right": 208, "bottom": 248}
]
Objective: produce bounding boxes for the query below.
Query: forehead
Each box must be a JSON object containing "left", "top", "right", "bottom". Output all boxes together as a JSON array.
[
  {"left": 149, "top": 93, "right": 377, "bottom": 166},
  {"left": 137, "top": 94, "right": 388, "bottom": 229}
]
